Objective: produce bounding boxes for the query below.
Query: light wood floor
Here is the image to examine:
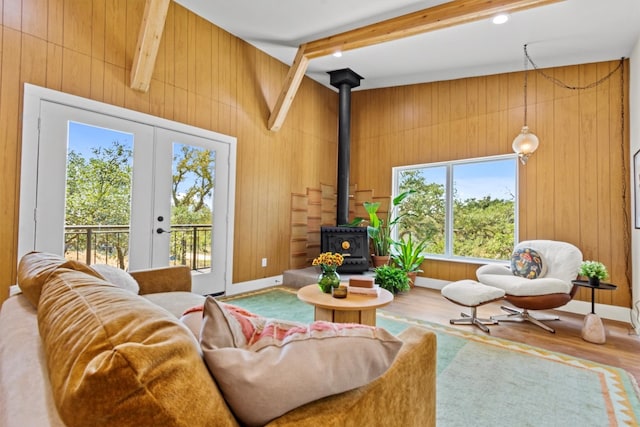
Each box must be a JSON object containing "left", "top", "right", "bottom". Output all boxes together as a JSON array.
[{"left": 381, "top": 286, "right": 640, "bottom": 384}]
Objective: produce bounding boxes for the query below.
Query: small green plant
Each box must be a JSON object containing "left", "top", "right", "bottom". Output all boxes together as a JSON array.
[
  {"left": 579, "top": 260, "right": 608, "bottom": 280},
  {"left": 374, "top": 264, "right": 410, "bottom": 294},
  {"left": 392, "top": 234, "right": 427, "bottom": 273}
]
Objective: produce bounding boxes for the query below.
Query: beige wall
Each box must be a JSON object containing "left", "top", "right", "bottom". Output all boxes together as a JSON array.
[
  {"left": 0, "top": 0, "right": 337, "bottom": 303},
  {"left": 351, "top": 61, "right": 631, "bottom": 308}
]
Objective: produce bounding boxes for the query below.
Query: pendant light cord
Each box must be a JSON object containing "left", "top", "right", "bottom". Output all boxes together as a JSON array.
[
  {"left": 524, "top": 45, "right": 635, "bottom": 328},
  {"left": 525, "top": 45, "right": 624, "bottom": 91},
  {"left": 523, "top": 45, "right": 529, "bottom": 126}
]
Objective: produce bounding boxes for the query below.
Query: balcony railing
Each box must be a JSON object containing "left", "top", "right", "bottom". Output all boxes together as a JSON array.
[{"left": 64, "top": 224, "right": 212, "bottom": 271}]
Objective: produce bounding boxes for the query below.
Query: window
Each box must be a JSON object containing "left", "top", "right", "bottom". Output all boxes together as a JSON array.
[{"left": 394, "top": 155, "right": 518, "bottom": 262}]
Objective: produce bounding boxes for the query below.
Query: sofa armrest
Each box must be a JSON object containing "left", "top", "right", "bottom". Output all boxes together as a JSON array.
[
  {"left": 266, "top": 326, "right": 436, "bottom": 427},
  {"left": 129, "top": 265, "right": 192, "bottom": 294}
]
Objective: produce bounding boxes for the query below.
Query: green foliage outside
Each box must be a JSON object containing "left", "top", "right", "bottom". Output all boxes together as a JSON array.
[
  {"left": 66, "top": 142, "right": 132, "bottom": 268},
  {"left": 66, "top": 142, "right": 132, "bottom": 227},
  {"left": 65, "top": 140, "right": 215, "bottom": 268},
  {"left": 397, "top": 169, "right": 515, "bottom": 260},
  {"left": 171, "top": 145, "right": 215, "bottom": 225}
]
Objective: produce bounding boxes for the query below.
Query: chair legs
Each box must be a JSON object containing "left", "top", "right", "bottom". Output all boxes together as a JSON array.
[
  {"left": 491, "top": 305, "right": 559, "bottom": 333},
  {"left": 450, "top": 307, "right": 499, "bottom": 334}
]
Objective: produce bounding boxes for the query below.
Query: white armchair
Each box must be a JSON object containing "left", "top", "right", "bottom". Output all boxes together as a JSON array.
[{"left": 476, "top": 240, "right": 583, "bottom": 333}]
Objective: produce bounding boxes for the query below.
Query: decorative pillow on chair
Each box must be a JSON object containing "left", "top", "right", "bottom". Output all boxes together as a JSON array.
[
  {"left": 199, "top": 297, "right": 403, "bottom": 427},
  {"left": 511, "top": 247, "right": 546, "bottom": 279}
]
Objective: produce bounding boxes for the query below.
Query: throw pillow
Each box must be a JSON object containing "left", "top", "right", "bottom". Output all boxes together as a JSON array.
[
  {"left": 90, "top": 264, "right": 140, "bottom": 294},
  {"left": 180, "top": 305, "right": 205, "bottom": 338},
  {"left": 511, "top": 247, "right": 546, "bottom": 279},
  {"left": 200, "top": 297, "right": 403, "bottom": 427},
  {"left": 17, "top": 252, "right": 104, "bottom": 307},
  {"left": 37, "top": 269, "right": 235, "bottom": 426}
]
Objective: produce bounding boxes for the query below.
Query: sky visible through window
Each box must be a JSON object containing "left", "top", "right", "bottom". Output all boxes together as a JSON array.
[
  {"left": 419, "top": 158, "right": 516, "bottom": 201},
  {"left": 68, "top": 122, "right": 211, "bottom": 206},
  {"left": 68, "top": 121, "right": 133, "bottom": 159}
]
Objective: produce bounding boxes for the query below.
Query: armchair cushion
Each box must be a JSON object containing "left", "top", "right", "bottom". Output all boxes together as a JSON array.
[
  {"left": 510, "top": 247, "right": 546, "bottom": 279},
  {"left": 476, "top": 271, "right": 573, "bottom": 296}
]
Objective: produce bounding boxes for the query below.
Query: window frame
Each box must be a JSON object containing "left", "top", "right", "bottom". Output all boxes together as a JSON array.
[{"left": 392, "top": 153, "right": 519, "bottom": 265}]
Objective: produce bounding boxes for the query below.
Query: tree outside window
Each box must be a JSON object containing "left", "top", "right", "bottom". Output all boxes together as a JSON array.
[{"left": 395, "top": 155, "right": 517, "bottom": 262}]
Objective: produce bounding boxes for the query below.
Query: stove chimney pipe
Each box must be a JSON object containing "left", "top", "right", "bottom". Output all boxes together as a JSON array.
[{"left": 328, "top": 68, "right": 363, "bottom": 226}]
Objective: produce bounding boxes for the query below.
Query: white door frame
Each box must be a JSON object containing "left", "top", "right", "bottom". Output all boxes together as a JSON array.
[{"left": 20, "top": 83, "right": 237, "bottom": 295}]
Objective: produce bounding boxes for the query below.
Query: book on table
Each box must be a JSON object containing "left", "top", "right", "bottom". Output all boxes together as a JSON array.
[{"left": 348, "top": 285, "right": 380, "bottom": 296}]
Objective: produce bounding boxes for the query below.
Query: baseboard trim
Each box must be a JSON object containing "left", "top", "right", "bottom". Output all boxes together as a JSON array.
[
  {"left": 225, "top": 275, "right": 283, "bottom": 296},
  {"left": 557, "top": 300, "right": 631, "bottom": 323}
]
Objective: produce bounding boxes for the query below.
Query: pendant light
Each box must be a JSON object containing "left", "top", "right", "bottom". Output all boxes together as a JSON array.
[{"left": 512, "top": 44, "right": 539, "bottom": 165}]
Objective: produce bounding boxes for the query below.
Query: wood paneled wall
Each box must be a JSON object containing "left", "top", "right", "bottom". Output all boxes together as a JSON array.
[
  {"left": 0, "top": 0, "right": 337, "bottom": 303},
  {"left": 351, "top": 61, "right": 631, "bottom": 308},
  {"left": 0, "top": 1, "right": 631, "bottom": 311}
]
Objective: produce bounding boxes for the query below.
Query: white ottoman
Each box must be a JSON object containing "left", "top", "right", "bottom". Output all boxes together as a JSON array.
[{"left": 441, "top": 279, "right": 506, "bottom": 333}]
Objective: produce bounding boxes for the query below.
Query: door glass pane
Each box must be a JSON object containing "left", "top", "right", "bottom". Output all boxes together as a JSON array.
[
  {"left": 170, "top": 143, "right": 215, "bottom": 272},
  {"left": 64, "top": 121, "right": 133, "bottom": 268},
  {"left": 452, "top": 159, "right": 516, "bottom": 259},
  {"left": 398, "top": 166, "right": 446, "bottom": 255}
]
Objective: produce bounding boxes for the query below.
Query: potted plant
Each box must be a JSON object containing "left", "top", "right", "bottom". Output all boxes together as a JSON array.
[
  {"left": 392, "top": 234, "right": 427, "bottom": 287},
  {"left": 374, "top": 264, "right": 410, "bottom": 294},
  {"left": 350, "top": 190, "right": 415, "bottom": 267},
  {"left": 579, "top": 260, "right": 608, "bottom": 286}
]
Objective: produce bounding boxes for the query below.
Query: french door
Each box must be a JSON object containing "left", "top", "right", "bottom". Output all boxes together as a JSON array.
[{"left": 19, "top": 84, "right": 236, "bottom": 295}]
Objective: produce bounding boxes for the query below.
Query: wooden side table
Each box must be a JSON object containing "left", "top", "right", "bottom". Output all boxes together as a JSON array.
[
  {"left": 297, "top": 284, "right": 394, "bottom": 326},
  {"left": 571, "top": 280, "right": 617, "bottom": 344}
]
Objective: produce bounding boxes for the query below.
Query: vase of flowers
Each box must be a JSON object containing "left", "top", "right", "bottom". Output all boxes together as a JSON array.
[{"left": 312, "top": 252, "right": 344, "bottom": 293}]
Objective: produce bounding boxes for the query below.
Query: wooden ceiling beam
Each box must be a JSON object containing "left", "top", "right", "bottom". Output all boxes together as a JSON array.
[
  {"left": 130, "top": 0, "right": 171, "bottom": 92},
  {"left": 304, "top": 0, "right": 563, "bottom": 59},
  {"left": 268, "top": 0, "right": 563, "bottom": 131},
  {"left": 268, "top": 46, "right": 310, "bottom": 131}
]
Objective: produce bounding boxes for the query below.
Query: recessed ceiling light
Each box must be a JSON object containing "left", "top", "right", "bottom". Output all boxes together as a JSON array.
[
  {"left": 492, "top": 14, "right": 509, "bottom": 25},
  {"left": 333, "top": 51, "right": 343, "bottom": 58}
]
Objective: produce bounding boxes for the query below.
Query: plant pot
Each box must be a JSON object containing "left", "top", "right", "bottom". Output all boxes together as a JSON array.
[
  {"left": 371, "top": 255, "right": 390, "bottom": 268},
  {"left": 406, "top": 271, "right": 418, "bottom": 288},
  {"left": 588, "top": 276, "right": 600, "bottom": 287}
]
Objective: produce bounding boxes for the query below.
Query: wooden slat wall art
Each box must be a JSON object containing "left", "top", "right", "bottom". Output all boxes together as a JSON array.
[
  {"left": 0, "top": 0, "right": 337, "bottom": 303},
  {"left": 351, "top": 60, "right": 631, "bottom": 308},
  {"left": 289, "top": 193, "right": 308, "bottom": 270},
  {"left": 306, "top": 188, "right": 322, "bottom": 264}
]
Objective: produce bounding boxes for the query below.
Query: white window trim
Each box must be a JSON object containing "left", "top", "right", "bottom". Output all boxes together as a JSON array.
[{"left": 392, "top": 153, "right": 519, "bottom": 264}]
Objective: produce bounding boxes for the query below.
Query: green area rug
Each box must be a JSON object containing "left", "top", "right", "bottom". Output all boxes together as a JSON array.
[{"left": 222, "top": 287, "right": 640, "bottom": 426}]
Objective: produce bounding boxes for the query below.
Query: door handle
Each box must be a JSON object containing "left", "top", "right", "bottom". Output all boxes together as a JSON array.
[{"left": 156, "top": 228, "right": 172, "bottom": 234}]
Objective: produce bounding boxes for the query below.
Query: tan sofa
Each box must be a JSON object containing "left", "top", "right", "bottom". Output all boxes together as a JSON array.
[{"left": 0, "top": 252, "right": 436, "bottom": 426}]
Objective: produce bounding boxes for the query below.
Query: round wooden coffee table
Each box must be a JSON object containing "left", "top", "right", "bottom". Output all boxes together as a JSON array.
[{"left": 297, "top": 284, "right": 394, "bottom": 326}]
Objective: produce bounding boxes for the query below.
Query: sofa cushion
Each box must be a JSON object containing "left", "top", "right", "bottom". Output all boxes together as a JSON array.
[
  {"left": 90, "top": 264, "right": 140, "bottom": 294},
  {"left": 510, "top": 247, "right": 546, "bottom": 279},
  {"left": 143, "top": 291, "right": 206, "bottom": 318},
  {"left": 17, "top": 252, "right": 103, "bottom": 308},
  {"left": 37, "top": 269, "right": 237, "bottom": 427},
  {"left": 200, "top": 297, "right": 403, "bottom": 426}
]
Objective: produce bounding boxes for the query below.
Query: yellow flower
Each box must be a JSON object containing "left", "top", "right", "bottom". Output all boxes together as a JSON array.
[{"left": 312, "top": 252, "right": 344, "bottom": 267}]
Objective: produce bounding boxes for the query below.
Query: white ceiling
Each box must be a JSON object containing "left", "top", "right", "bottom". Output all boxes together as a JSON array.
[{"left": 175, "top": 0, "right": 640, "bottom": 91}]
